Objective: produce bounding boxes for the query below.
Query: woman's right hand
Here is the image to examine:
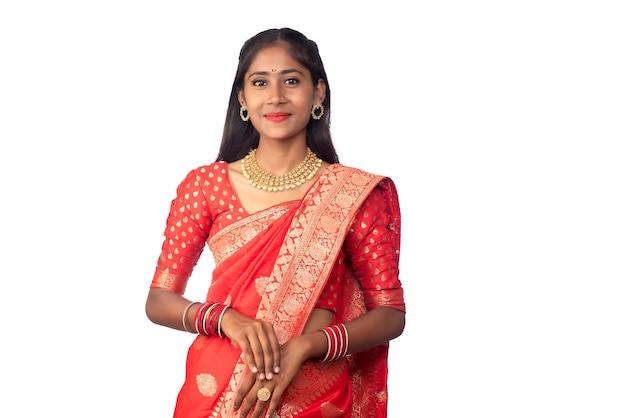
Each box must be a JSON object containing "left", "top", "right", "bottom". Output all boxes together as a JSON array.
[
  {"left": 220, "top": 307, "right": 281, "bottom": 380},
  {"left": 233, "top": 332, "right": 319, "bottom": 418}
]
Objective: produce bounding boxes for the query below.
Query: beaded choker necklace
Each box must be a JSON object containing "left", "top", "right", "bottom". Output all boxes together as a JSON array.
[{"left": 241, "top": 147, "right": 322, "bottom": 192}]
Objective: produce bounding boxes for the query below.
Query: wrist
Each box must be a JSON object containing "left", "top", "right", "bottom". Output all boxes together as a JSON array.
[
  {"left": 298, "top": 329, "right": 331, "bottom": 361},
  {"left": 193, "top": 302, "right": 230, "bottom": 337},
  {"left": 318, "top": 324, "right": 349, "bottom": 362}
]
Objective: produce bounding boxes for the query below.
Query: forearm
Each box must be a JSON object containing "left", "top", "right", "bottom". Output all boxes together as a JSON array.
[
  {"left": 298, "top": 306, "right": 406, "bottom": 361},
  {"left": 145, "top": 287, "right": 198, "bottom": 331},
  {"left": 342, "top": 306, "right": 405, "bottom": 353}
]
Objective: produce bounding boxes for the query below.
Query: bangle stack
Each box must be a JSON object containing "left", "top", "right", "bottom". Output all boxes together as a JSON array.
[
  {"left": 192, "top": 301, "right": 230, "bottom": 337},
  {"left": 320, "top": 324, "right": 349, "bottom": 362}
]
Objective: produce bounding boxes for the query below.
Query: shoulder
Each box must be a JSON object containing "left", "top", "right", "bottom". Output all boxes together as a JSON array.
[
  {"left": 332, "top": 164, "right": 400, "bottom": 213},
  {"left": 172, "top": 161, "right": 229, "bottom": 194},
  {"left": 328, "top": 164, "right": 397, "bottom": 191},
  {"left": 190, "top": 161, "right": 228, "bottom": 178},
  {"left": 179, "top": 161, "right": 228, "bottom": 183},
  {"left": 328, "top": 163, "right": 387, "bottom": 178}
]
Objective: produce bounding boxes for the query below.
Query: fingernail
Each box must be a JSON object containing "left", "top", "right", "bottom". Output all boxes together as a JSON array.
[
  {"left": 274, "top": 366, "right": 280, "bottom": 373},
  {"left": 267, "top": 372, "right": 273, "bottom": 379}
]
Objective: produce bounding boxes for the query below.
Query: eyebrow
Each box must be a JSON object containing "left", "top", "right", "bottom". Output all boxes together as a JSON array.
[{"left": 247, "top": 68, "right": 305, "bottom": 80}]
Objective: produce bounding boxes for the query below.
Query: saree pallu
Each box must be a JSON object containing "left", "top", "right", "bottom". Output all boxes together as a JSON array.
[{"left": 155, "top": 163, "right": 402, "bottom": 418}]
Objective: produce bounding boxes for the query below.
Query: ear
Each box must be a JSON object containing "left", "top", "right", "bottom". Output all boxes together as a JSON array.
[
  {"left": 314, "top": 79, "right": 326, "bottom": 104},
  {"left": 237, "top": 90, "right": 246, "bottom": 106}
]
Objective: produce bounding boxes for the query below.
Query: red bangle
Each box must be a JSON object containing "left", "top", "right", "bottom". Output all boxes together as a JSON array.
[
  {"left": 320, "top": 324, "right": 349, "bottom": 362},
  {"left": 194, "top": 302, "right": 218, "bottom": 336},
  {"left": 194, "top": 302, "right": 208, "bottom": 335},
  {"left": 194, "top": 302, "right": 229, "bottom": 337}
]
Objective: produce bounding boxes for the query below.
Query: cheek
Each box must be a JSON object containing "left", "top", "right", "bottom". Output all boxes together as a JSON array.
[
  {"left": 295, "top": 96, "right": 314, "bottom": 109},
  {"left": 245, "top": 96, "right": 263, "bottom": 109}
]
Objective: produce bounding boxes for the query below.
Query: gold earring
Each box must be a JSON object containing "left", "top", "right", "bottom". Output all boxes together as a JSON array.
[
  {"left": 311, "top": 103, "right": 324, "bottom": 120},
  {"left": 240, "top": 105, "right": 250, "bottom": 122}
]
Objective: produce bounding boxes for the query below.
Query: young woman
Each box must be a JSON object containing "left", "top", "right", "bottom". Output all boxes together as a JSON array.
[{"left": 146, "top": 27, "right": 406, "bottom": 418}]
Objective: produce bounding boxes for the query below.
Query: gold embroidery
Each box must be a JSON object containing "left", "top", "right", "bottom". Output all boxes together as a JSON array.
[
  {"left": 254, "top": 276, "right": 271, "bottom": 296},
  {"left": 375, "top": 390, "right": 388, "bottom": 402},
  {"left": 321, "top": 400, "right": 346, "bottom": 418},
  {"left": 196, "top": 373, "right": 218, "bottom": 397},
  {"left": 282, "top": 297, "right": 302, "bottom": 317},
  {"left": 335, "top": 193, "right": 354, "bottom": 208},
  {"left": 294, "top": 270, "right": 315, "bottom": 287},
  {"left": 319, "top": 215, "right": 338, "bottom": 233},
  {"left": 209, "top": 205, "right": 291, "bottom": 266},
  {"left": 309, "top": 242, "right": 329, "bottom": 261},
  {"left": 277, "top": 361, "right": 346, "bottom": 417},
  {"left": 152, "top": 271, "right": 186, "bottom": 294}
]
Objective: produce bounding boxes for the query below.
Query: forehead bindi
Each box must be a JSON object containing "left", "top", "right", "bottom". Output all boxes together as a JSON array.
[{"left": 247, "top": 45, "right": 308, "bottom": 77}]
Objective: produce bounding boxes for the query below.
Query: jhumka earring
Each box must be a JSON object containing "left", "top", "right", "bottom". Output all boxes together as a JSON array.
[
  {"left": 240, "top": 105, "right": 250, "bottom": 122},
  {"left": 311, "top": 103, "right": 324, "bottom": 120}
]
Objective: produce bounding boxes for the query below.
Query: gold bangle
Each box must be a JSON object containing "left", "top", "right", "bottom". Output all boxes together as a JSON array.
[{"left": 182, "top": 302, "right": 199, "bottom": 333}]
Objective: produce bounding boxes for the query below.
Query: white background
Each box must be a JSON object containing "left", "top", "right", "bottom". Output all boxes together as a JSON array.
[{"left": 1, "top": 1, "right": 625, "bottom": 417}]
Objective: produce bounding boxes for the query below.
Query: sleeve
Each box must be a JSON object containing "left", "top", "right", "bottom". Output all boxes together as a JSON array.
[
  {"left": 150, "top": 168, "right": 213, "bottom": 294},
  {"left": 344, "top": 178, "right": 405, "bottom": 312}
]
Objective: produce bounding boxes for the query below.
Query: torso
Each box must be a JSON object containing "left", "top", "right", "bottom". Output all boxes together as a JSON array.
[{"left": 226, "top": 159, "right": 334, "bottom": 332}]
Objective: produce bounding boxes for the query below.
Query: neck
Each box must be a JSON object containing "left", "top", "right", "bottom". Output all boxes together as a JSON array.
[
  {"left": 254, "top": 144, "right": 309, "bottom": 176},
  {"left": 241, "top": 147, "right": 322, "bottom": 192}
]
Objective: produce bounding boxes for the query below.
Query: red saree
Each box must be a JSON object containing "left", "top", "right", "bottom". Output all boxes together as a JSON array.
[{"left": 151, "top": 163, "right": 404, "bottom": 417}]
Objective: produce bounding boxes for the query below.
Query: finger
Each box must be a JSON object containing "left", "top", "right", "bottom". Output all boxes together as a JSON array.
[
  {"left": 220, "top": 309, "right": 262, "bottom": 375},
  {"left": 225, "top": 329, "right": 259, "bottom": 375},
  {"left": 264, "top": 384, "right": 285, "bottom": 418},
  {"left": 247, "top": 332, "right": 267, "bottom": 379},
  {"left": 241, "top": 329, "right": 271, "bottom": 377},
  {"left": 248, "top": 321, "right": 280, "bottom": 379},
  {"left": 235, "top": 389, "right": 256, "bottom": 418},
  {"left": 250, "top": 386, "right": 271, "bottom": 418},
  {"left": 261, "top": 322, "right": 281, "bottom": 378},
  {"left": 236, "top": 339, "right": 258, "bottom": 375},
  {"left": 233, "top": 372, "right": 257, "bottom": 412}
]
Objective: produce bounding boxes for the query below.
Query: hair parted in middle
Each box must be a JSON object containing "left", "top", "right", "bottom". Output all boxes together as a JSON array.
[{"left": 215, "top": 27, "right": 339, "bottom": 165}]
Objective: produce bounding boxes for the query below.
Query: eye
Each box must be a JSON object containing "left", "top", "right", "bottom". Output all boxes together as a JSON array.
[
  {"left": 252, "top": 79, "right": 267, "bottom": 87},
  {"left": 284, "top": 78, "right": 299, "bottom": 86}
]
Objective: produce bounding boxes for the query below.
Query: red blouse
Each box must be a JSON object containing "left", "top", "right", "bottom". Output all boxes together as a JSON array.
[{"left": 151, "top": 162, "right": 405, "bottom": 313}]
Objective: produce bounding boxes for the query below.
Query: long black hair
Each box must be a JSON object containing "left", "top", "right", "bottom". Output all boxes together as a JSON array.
[{"left": 215, "top": 28, "right": 339, "bottom": 164}]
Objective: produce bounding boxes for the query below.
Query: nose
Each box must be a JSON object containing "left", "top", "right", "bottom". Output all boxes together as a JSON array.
[{"left": 268, "top": 83, "right": 286, "bottom": 104}]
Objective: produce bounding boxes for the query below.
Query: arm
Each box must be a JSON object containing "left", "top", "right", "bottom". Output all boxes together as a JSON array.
[
  {"left": 148, "top": 167, "right": 286, "bottom": 390},
  {"left": 146, "top": 285, "right": 282, "bottom": 379},
  {"left": 145, "top": 287, "right": 195, "bottom": 331},
  {"left": 286, "top": 305, "right": 405, "bottom": 363}
]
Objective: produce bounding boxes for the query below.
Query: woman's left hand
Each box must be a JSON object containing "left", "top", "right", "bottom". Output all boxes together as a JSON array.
[
  {"left": 220, "top": 307, "right": 282, "bottom": 381},
  {"left": 232, "top": 336, "right": 310, "bottom": 418}
]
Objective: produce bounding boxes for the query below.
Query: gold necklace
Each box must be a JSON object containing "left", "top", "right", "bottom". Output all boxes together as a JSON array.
[{"left": 241, "top": 147, "right": 322, "bottom": 192}]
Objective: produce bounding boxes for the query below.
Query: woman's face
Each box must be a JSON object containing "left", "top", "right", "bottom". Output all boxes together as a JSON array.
[{"left": 238, "top": 43, "right": 325, "bottom": 144}]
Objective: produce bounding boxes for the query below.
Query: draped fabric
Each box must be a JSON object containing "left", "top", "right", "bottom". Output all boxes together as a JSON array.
[{"left": 151, "top": 162, "right": 404, "bottom": 417}]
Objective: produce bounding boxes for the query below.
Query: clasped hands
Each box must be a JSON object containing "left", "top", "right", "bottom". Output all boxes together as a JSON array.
[{"left": 222, "top": 308, "right": 307, "bottom": 418}]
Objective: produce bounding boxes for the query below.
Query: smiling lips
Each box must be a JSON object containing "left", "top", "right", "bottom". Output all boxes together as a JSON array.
[{"left": 265, "top": 112, "right": 290, "bottom": 122}]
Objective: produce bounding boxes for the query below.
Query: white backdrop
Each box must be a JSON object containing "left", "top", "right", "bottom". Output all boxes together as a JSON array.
[{"left": 1, "top": 1, "right": 625, "bottom": 417}]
